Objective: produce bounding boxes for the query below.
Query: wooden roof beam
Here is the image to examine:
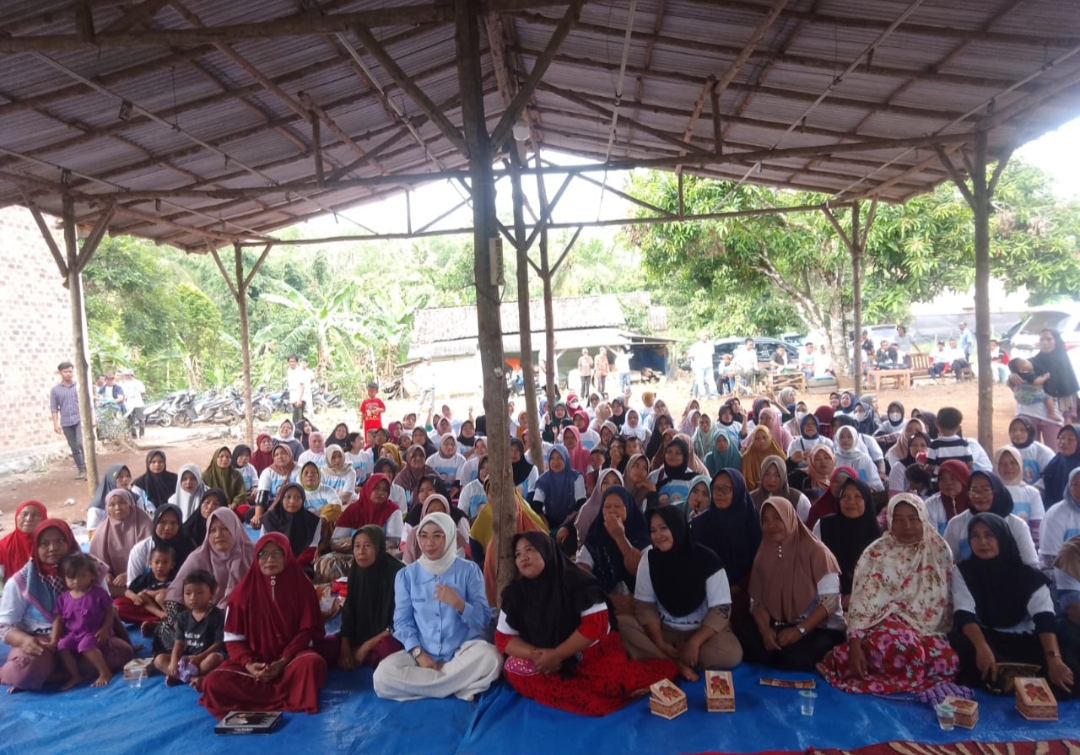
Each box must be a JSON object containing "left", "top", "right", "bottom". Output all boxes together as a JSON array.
[
  {"left": 514, "top": 11, "right": 1033, "bottom": 92},
  {"left": 523, "top": 49, "right": 974, "bottom": 122},
  {"left": 350, "top": 22, "right": 469, "bottom": 156}
]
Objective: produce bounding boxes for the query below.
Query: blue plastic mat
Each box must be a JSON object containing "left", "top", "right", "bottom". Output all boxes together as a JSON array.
[{"left": 0, "top": 639, "right": 1075, "bottom": 755}]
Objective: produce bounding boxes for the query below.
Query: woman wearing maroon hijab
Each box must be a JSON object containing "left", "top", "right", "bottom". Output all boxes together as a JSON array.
[
  {"left": 197, "top": 531, "right": 324, "bottom": 721},
  {"left": 199, "top": 533, "right": 328, "bottom": 718}
]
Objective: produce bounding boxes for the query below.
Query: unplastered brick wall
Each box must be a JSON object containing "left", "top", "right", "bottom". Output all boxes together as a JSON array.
[{"left": 0, "top": 205, "right": 74, "bottom": 459}]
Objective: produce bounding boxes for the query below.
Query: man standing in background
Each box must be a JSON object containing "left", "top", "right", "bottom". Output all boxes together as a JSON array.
[
  {"left": 577, "top": 349, "right": 593, "bottom": 397},
  {"left": 595, "top": 347, "right": 609, "bottom": 397},
  {"left": 688, "top": 332, "right": 716, "bottom": 399},
  {"left": 286, "top": 354, "right": 307, "bottom": 424},
  {"left": 118, "top": 368, "right": 146, "bottom": 439},
  {"left": 615, "top": 347, "right": 633, "bottom": 394},
  {"left": 51, "top": 361, "right": 86, "bottom": 480},
  {"left": 416, "top": 354, "right": 436, "bottom": 413}
]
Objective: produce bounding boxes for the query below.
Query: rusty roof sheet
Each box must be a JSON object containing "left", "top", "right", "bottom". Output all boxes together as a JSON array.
[{"left": 0, "top": 0, "right": 1076, "bottom": 250}]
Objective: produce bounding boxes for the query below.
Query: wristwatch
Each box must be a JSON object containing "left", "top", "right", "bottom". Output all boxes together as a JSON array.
[
  {"left": 410, "top": 647, "right": 424, "bottom": 660},
  {"left": 796, "top": 625, "right": 807, "bottom": 636}
]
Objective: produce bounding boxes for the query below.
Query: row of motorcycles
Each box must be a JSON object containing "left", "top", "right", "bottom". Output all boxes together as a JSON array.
[{"left": 143, "top": 385, "right": 344, "bottom": 427}]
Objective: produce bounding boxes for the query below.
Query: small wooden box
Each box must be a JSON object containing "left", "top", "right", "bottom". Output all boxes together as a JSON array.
[
  {"left": 942, "top": 696, "right": 978, "bottom": 729},
  {"left": 705, "top": 670, "right": 735, "bottom": 712},
  {"left": 123, "top": 658, "right": 153, "bottom": 680},
  {"left": 1015, "top": 677, "right": 1058, "bottom": 721},
  {"left": 649, "top": 679, "right": 687, "bottom": 720}
]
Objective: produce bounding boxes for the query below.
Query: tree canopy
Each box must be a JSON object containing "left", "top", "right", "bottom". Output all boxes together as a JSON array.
[{"left": 624, "top": 160, "right": 1080, "bottom": 368}]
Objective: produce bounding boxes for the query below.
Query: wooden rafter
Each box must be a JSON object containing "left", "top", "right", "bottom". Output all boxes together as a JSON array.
[
  {"left": 350, "top": 22, "right": 470, "bottom": 156},
  {"left": 514, "top": 11, "right": 1033, "bottom": 93},
  {"left": 0, "top": 1, "right": 585, "bottom": 52},
  {"left": 522, "top": 50, "right": 974, "bottom": 122},
  {"left": 489, "top": 0, "right": 582, "bottom": 151}
]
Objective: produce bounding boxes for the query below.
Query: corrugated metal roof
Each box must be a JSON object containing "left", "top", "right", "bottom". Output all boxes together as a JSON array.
[{"left": 0, "top": 0, "right": 1076, "bottom": 250}]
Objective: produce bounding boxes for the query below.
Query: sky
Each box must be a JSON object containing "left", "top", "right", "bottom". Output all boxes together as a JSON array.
[{"left": 299, "top": 115, "right": 1080, "bottom": 243}]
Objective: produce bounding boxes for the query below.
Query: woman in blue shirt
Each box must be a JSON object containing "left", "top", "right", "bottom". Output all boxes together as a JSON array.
[{"left": 373, "top": 512, "right": 501, "bottom": 701}]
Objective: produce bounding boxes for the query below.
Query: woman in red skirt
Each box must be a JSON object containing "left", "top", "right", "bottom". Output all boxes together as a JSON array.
[
  {"left": 199, "top": 533, "right": 327, "bottom": 718},
  {"left": 496, "top": 532, "right": 676, "bottom": 716}
]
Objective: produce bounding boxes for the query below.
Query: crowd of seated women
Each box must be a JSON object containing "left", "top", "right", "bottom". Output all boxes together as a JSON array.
[{"left": 2, "top": 388, "right": 1079, "bottom": 720}]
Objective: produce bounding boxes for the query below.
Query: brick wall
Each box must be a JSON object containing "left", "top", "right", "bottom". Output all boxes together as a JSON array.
[{"left": 0, "top": 205, "right": 74, "bottom": 458}]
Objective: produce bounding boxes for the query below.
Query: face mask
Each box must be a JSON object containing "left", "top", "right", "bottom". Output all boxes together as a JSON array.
[
  {"left": 889, "top": 412, "right": 902, "bottom": 423},
  {"left": 854, "top": 410, "right": 867, "bottom": 422},
  {"left": 795, "top": 412, "right": 808, "bottom": 425}
]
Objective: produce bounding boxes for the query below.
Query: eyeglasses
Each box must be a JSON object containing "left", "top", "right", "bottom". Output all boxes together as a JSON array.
[
  {"left": 713, "top": 487, "right": 734, "bottom": 495},
  {"left": 969, "top": 487, "right": 994, "bottom": 496},
  {"left": 257, "top": 549, "right": 285, "bottom": 561}
]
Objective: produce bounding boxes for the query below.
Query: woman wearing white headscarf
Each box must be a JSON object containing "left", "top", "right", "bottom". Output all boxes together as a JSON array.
[{"left": 373, "top": 512, "right": 501, "bottom": 700}]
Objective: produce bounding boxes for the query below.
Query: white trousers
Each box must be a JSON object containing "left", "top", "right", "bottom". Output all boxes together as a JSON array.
[{"left": 373, "top": 639, "right": 502, "bottom": 702}]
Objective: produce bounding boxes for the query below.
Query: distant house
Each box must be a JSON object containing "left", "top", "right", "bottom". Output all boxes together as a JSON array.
[{"left": 405, "top": 294, "right": 673, "bottom": 397}]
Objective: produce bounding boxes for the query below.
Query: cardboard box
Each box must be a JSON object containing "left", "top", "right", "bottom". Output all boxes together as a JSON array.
[
  {"left": 705, "top": 670, "right": 735, "bottom": 712},
  {"left": 1015, "top": 677, "right": 1058, "bottom": 721},
  {"left": 123, "top": 658, "right": 153, "bottom": 681},
  {"left": 942, "top": 696, "right": 978, "bottom": 729},
  {"left": 649, "top": 679, "right": 687, "bottom": 720}
]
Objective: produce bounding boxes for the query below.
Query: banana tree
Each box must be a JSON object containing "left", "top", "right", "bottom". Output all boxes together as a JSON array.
[{"left": 261, "top": 279, "right": 371, "bottom": 381}]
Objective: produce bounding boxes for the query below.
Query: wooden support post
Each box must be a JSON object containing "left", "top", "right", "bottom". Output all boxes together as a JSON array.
[
  {"left": 455, "top": 0, "right": 515, "bottom": 601},
  {"left": 971, "top": 131, "right": 994, "bottom": 453},
  {"left": 711, "top": 88, "right": 723, "bottom": 156},
  {"left": 535, "top": 154, "right": 558, "bottom": 410},
  {"left": 509, "top": 154, "right": 545, "bottom": 472},
  {"left": 61, "top": 194, "right": 100, "bottom": 494},
  {"left": 212, "top": 243, "right": 272, "bottom": 446},
  {"left": 235, "top": 245, "right": 255, "bottom": 446},
  {"left": 310, "top": 112, "right": 324, "bottom": 188},
  {"left": 935, "top": 134, "right": 1007, "bottom": 452},
  {"left": 850, "top": 202, "right": 863, "bottom": 397}
]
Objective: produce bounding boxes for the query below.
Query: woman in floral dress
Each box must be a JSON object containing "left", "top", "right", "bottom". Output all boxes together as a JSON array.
[{"left": 819, "top": 494, "right": 958, "bottom": 693}]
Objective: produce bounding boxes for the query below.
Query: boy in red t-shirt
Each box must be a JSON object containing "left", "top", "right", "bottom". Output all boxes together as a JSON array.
[{"left": 359, "top": 381, "right": 386, "bottom": 438}]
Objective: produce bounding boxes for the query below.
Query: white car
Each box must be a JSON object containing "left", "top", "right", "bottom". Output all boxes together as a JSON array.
[{"left": 1007, "top": 303, "right": 1080, "bottom": 380}]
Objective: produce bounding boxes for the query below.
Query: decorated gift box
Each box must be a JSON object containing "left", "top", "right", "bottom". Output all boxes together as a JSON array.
[
  {"left": 1015, "top": 677, "right": 1058, "bottom": 721},
  {"left": 649, "top": 679, "right": 688, "bottom": 720},
  {"left": 942, "top": 696, "right": 978, "bottom": 729},
  {"left": 705, "top": 670, "right": 735, "bottom": 712}
]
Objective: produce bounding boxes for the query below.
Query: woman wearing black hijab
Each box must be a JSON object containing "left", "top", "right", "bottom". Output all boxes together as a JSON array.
[
  {"left": 949, "top": 513, "right": 1076, "bottom": 696},
  {"left": 181, "top": 488, "right": 225, "bottom": 546},
  {"left": 133, "top": 450, "right": 178, "bottom": 510},
  {"left": 496, "top": 532, "right": 676, "bottom": 716},
  {"left": 510, "top": 437, "right": 538, "bottom": 497},
  {"left": 259, "top": 482, "right": 322, "bottom": 568},
  {"left": 1031, "top": 328, "right": 1080, "bottom": 421},
  {"left": 690, "top": 469, "right": 761, "bottom": 632},
  {"left": 619, "top": 506, "right": 743, "bottom": 680},
  {"left": 339, "top": 525, "right": 405, "bottom": 671},
  {"left": 816, "top": 478, "right": 881, "bottom": 600}
]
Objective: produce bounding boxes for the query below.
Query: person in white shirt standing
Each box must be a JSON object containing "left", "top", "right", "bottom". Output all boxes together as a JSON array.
[
  {"left": 615, "top": 347, "right": 633, "bottom": 394},
  {"left": 415, "top": 355, "right": 436, "bottom": 413},
  {"left": 688, "top": 333, "right": 717, "bottom": 400},
  {"left": 286, "top": 354, "right": 308, "bottom": 424},
  {"left": 117, "top": 368, "right": 146, "bottom": 439}
]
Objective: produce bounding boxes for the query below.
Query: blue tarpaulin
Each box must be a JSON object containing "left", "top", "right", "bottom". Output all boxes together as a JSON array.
[{"left": 1, "top": 642, "right": 1075, "bottom": 755}]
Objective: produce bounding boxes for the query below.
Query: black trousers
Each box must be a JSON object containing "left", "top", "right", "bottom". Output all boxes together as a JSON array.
[
  {"left": 738, "top": 623, "right": 846, "bottom": 672},
  {"left": 62, "top": 423, "right": 86, "bottom": 471},
  {"left": 128, "top": 407, "right": 145, "bottom": 438}
]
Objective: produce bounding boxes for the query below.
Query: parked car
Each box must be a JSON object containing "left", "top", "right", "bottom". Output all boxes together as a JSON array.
[{"left": 1005, "top": 303, "right": 1080, "bottom": 380}]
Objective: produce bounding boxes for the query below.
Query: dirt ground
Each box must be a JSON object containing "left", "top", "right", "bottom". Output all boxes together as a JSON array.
[{"left": 0, "top": 377, "right": 1021, "bottom": 534}]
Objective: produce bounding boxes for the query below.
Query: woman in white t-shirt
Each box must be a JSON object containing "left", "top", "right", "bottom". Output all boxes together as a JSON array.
[{"left": 617, "top": 506, "right": 743, "bottom": 679}]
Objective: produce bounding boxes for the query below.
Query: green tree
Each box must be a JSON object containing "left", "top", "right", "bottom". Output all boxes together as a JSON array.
[
  {"left": 625, "top": 160, "right": 1080, "bottom": 373},
  {"left": 174, "top": 283, "right": 224, "bottom": 387}
]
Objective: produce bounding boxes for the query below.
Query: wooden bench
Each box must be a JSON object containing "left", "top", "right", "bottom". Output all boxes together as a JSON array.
[
  {"left": 908, "top": 352, "right": 932, "bottom": 382},
  {"left": 868, "top": 369, "right": 911, "bottom": 390}
]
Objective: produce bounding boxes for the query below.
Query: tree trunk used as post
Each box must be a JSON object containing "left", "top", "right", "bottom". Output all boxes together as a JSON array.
[
  {"left": 62, "top": 194, "right": 100, "bottom": 493},
  {"left": 455, "top": 0, "right": 515, "bottom": 599},
  {"left": 934, "top": 133, "right": 1008, "bottom": 453},
  {"left": 850, "top": 202, "right": 863, "bottom": 397},
  {"left": 509, "top": 156, "right": 546, "bottom": 471},
  {"left": 535, "top": 156, "right": 558, "bottom": 407},
  {"left": 234, "top": 245, "right": 255, "bottom": 446},
  {"left": 971, "top": 131, "right": 994, "bottom": 452}
]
